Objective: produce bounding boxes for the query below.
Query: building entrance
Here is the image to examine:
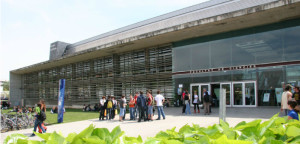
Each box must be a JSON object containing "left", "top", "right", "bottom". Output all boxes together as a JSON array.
[{"left": 190, "top": 81, "right": 257, "bottom": 107}]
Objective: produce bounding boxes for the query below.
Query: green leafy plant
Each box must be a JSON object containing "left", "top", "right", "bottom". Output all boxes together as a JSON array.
[{"left": 4, "top": 113, "right": 300, "bottom": 144}]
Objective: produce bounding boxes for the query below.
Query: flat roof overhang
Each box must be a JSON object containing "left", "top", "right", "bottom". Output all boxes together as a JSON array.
[{"left": 11, "top": 1, "right": 300, "bottom": 75}]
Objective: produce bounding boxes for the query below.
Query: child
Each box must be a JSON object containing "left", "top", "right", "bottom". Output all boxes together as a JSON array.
[
  {"left": 31, "top": 104, "right": 46, "bottom": 136},
  {"left": 287, "top": 100, "right": 299, "bottom": 120}
]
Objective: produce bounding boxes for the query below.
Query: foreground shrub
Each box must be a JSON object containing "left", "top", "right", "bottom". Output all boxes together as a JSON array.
[{"left": 4, "top": 113, "right": 300, "bottom": 144}]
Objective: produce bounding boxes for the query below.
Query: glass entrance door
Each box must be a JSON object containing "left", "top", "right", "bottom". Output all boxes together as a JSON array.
[
  {"left": 232, "top": 81, "right": 256, "bottom": 107},
  {"left": 220, "top": 83, "right": 231, "bottom": 106},
  {"left": 233, "top": 83, "right": 243, "bottom": 106}
]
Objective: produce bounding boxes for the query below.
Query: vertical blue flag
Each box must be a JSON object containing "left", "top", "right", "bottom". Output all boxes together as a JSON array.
[{"left": 58, "top": 79, "right": 65, "bottom": 123}]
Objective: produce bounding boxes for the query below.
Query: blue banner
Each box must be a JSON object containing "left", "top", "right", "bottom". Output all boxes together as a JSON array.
[{"left": 58, "top": 79, "right": 65, "bottom": 123}]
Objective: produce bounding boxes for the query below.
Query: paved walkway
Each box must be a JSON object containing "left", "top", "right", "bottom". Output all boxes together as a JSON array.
[{"left": 1, "top": 107, "right": 282, "bottom": 143}]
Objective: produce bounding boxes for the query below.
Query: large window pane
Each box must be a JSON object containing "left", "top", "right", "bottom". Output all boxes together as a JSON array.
[
  {"left": 284, "top": 26, "right": 300, "bottom": 61},
  {"left": 210, "top": 38, "right": 232, "bottom": 68},
  {"left": 232, "top": 34, "right": 256, "bottom": 66},
  {"left": 254, "top": 29, "right": 283, "bottom": 64}
]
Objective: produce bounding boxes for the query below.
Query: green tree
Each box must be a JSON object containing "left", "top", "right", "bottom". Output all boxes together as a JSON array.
[{"left": 1, "top": 81, "right": 9, "bottom": 91}]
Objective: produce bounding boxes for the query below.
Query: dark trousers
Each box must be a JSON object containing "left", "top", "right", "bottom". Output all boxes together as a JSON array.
[
  {"left": 182, "top": 104, "right": 186, "bottom": 113},
  {"left": 145, "top": 106, "right": 148, "bottom": 120},
  {"left": 138, "top": 106, "right": 146, "bottom": 121},
  {"left": 106, "top": 108, "right": 112, "bottom": 120},
  {"left": 111, "top": 109, "right": 115, "bottom": 119},
  {"left": 33, "top": 119, "right": 45, "bottom": 133},
  {"left": 193, "top": 104, "right": 200, "bottom": 110},
  {"left": 99, "top": 107, "right": 105, "bottom": 120}
]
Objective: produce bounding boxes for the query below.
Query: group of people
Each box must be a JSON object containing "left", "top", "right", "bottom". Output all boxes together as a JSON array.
[
  {"left": 280, "top": 85, "right": 300, "bottom": 120},
  {"left": 182, "top": 88, "right": 212, "bottom": 115},
  {"left": 98, "top": 90, "right": 166, "bottom": 122}
]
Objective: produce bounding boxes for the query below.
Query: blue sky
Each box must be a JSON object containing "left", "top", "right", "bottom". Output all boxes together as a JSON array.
[{"left": 1, "top": 0, "right": 207, "bottom": 81}]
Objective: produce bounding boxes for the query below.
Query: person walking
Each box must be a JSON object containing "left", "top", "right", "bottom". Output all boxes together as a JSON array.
[
  {"left": 137, "top": 91, "right": 146, "bottom": 122},
  {"left": 203, "top": 88, "right": 211, "bottom": 115},
  {"left": 38, "top": 99, "right": 47, "bottom": 133},
  {"left": 99, "top": 96, "right": 106, "bottom": 120},
  {"left": 123, "top": 96, "right": 127, "bottom": 120},
  {"left": 281, "top": 85, "right": 293, "bottom": 116},
  {"left": 192, "top": 92, "right": 200, "bottom": 113},
  {"left": 146, "top": 90, "right": 154, "bottom": 121},
  {"left": 185, "top": 93, "right": 191, "bottom": 115},
  {"left": 129, "top": 95, "right": 135, "bottom": 120},
  {"left": 119, "top": 95, "right": 127, "bottom": 122},
  {"left": 155, "top": 90, "right": 166, "bottom": 120},
  {"left": 31, "top": 104, "right": 46, "bottom": 136}
]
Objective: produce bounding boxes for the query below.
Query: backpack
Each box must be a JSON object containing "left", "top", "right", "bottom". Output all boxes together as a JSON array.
[
  {"left": 204, "top": 92, "right": 210, "bottom": 103},
  {"left": 38, "top": 110, "right": 46, "bottom": 121},
  {"left": 107, "top": 101, "right": 113, "bottom": 108}
]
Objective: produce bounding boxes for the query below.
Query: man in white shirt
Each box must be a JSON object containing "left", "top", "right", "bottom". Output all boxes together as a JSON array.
[
  {"left": 99, "top": 96, "right": 106, "bottom": 120},
  {"left": 155, "top": 90, "right": 166, "bottom": 120}
]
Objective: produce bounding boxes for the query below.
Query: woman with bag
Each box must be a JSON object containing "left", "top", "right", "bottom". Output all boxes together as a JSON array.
[
  {"left": 192, "top": 92, "right": 200, "bottom": 113},
  {"left": 185, "top": 93, "right": 191, "bottom": 115}
]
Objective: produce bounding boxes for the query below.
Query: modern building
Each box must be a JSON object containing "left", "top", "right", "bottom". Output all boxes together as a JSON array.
[{"left": 10, "top": 0, "right": 300, "bottom": 107}]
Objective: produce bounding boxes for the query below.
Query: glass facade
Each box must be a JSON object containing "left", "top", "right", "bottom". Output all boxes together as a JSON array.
[{"left": 173, "top": 19, "right": 300, "bottom": 106}]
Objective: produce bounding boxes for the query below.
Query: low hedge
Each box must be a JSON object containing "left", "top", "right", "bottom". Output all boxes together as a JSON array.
[{"left": 4, "top": 113, "right": 300, "bottom": 144}]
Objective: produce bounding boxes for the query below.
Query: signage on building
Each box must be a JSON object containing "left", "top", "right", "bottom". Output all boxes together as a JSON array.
[{"left": 190, "top": 64, "right": 256, "bottom": 74}]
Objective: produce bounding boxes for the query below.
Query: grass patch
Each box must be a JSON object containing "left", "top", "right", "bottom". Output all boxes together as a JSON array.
[{"left": 1, "top": 108, "right": 99, "bottom": 125}]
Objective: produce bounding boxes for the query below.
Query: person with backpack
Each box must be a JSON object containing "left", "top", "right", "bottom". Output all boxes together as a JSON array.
[
  {"left": 38, "top": 99, "right": 47, "bottom": 133},
  {"left": 31, "top": 103, "right": 46, "bottom": 136},
  {"left": 184, "top": 93, "right": 191, "bottom": 115},
  {"left": 105, "top": 96, "right": 113, "bottom": 120},
  {"left": 129, "top": 94, "right": 135, "bottom": 120},
  {"left": 146, "top": 90, "right": 154, "bottom": 121},
  {"left": 203, "top": 88, "right": 211, "bottom": 115},
  {"left": 287, "top": 100, "right": 299, "bottom": 120}
]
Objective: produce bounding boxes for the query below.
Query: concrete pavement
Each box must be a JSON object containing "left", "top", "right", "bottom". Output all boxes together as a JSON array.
[{"left": 1, "top": 107, "right": 282, "bottom": 143}]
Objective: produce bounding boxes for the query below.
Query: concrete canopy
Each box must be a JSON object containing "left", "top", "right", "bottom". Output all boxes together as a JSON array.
[{"left": 11, "top": 0, "right": 300, "bottom": 75}]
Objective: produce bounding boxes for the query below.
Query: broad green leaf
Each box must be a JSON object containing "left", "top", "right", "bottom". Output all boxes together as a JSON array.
[
  {"left": 235, "top": 119, "right": 261, "bottom": 130},
  {"left": 124, "top": 136, "right": 143, "bottom": 144},
  {"left": 92, "top": 128, "right": 110, "bottom": 140},
  {"left": 144, "top": 138, "right": 159, "bottom": 144},
  {"left": 27, "top": 140, "right": 44, "bottom": 144},
  {"left": 161, "top": 139, "right": 183, "bottom": 144},
  {"left": 47, "top": 131, "right": 65, "bottom": 144},
  {"left": 286, "top": 135, "right": 300, "bottom": 143},
  {"left": 71, "top": 124, "right": 95, "bottom": 144},
  {"left": 4, "top": 134, "right": 28, "bottom": 144},
  {"left": 214, "top": 134, "right": 252, "bottom": 144},
  {"left": 234, "top": 121, "right": 247, "bottom": 129},
  {"left": 64, "top": 133, "right": 77, "bottom": 143},
  {"left": 34, "top": 132, "right": 51, "bottom": 141},
  {"left": 258, "top": 136, "right": 283, "bottom": 144},
  {"left": 220, "top": 119, "right": 229, "bottom": 130},
  {"left": 259, "top": 119, "right": 275, "bottom": 137},
  {"left": 269, "top": 125, "right": 285, "bottom": 135},
  {"left": 82, "top": 136, "right": 106, "bottom": 144},
  {"left": 155, "top": 131, "right": 170, "bottom": 139},
  {"left": 111, "top": 126, "right": 123, "bottom": 142},
  {"left": 179, "top": 124, "right": 193, "bottom": 134},
  {"left": 137, "top": 135, "right": 143, "bottom": 143},
  {"left": 286, "top": 126, "right": 300, "bottom": 137}
]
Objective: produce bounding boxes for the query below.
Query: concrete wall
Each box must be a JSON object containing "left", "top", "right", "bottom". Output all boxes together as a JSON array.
[
  {"left": 49, "top": 41, "right": 69, "bottom": 60},
  {"left": 9, "top": 72, "right": 22, "bottom": 106}
]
